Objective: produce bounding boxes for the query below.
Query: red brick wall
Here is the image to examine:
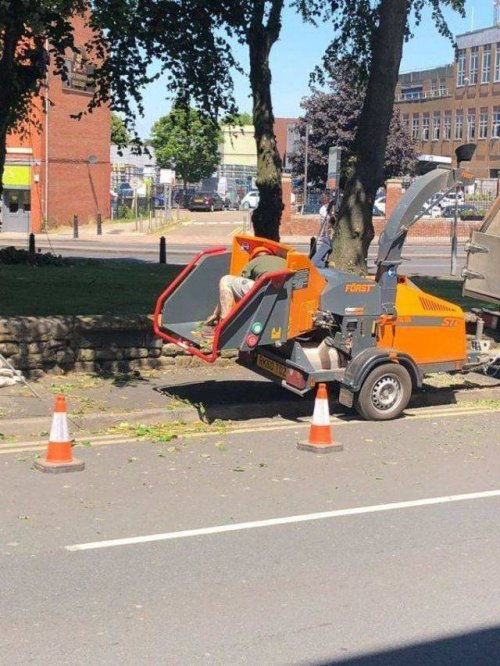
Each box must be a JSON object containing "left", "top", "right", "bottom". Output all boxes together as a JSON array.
[
  {"left": 274, "top": 117, "right": 298, "bottom": 167},
  {"left": 282, "top": 214, "right": 481, "bottom": 241},
  {"left": 46, "top": 13, "right": 110, "bottom": 229},
  {"left": 4, "top": 13, "right": 110, "bottom": 233}
]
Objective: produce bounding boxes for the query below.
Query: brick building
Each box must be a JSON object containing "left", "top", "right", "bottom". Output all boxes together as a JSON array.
[
  {"left": 395, "top": 7, "right": 500, "bottom": 178},
  {"left": 274, "top": 117, "right": 299, "bottom": 171},
  {"left": 2, "top": 14, "right": 110, "bottom": 234}
]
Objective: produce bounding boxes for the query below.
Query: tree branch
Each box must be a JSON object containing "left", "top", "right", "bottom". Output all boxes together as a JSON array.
[{"left": 266, "top": 0, "right": 284, "bottom": 43}]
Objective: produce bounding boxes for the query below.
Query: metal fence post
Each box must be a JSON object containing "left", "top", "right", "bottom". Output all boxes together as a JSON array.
[
  {"left": 450, "top": 186, "right": 458, "bottom": 276},
  {"left": 97, "top": 212, "right": 102, "bottom": 235},
  {"left": 73, "top": 215, "right": 79, "bottom": 239},
  {"left": 159, "top": 236, "right": 167, "bottom": 264},
  {"left": 28, "top": 233, "right": 36, "bottom": 261}
]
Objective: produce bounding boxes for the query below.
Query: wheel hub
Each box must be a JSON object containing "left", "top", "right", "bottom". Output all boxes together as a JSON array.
[{"left": 371, "top": 375, "right": 401, "bottom": 411}]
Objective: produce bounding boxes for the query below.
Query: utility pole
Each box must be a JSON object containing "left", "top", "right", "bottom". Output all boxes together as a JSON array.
[
  {"left": 303, "top": 124, "right": 309, "bottom": 212},
  {"left": 450, "top": 185, "right": 459, "bottom": 276}
]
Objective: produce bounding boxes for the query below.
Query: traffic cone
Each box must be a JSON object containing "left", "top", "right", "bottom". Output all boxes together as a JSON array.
[
  {"left": 33, "top": 395, "right": 85, "bottom": 473},
  {"left": 297, "top": 383, "right": 343, "bottom": 453}
]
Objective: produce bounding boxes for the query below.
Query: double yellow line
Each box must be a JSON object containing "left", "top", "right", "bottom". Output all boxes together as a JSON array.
[{"left": 1, "top": 403, "right": 497, "bottom": 456}]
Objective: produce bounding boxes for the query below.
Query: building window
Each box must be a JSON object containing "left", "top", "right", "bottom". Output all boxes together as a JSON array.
[
  {"left": 401, "top": 86, "right": 423, "bottom": 101},
  {"left": 402, "top": 114, "right": 410, "bottom": 128},
  {"left": 479, "top": 110, "right": 489, "bottom": 139},
  {"left": 470, "top": 47, "right": 479, "bottom": 84},
  {"left": 455, "top": 111, "right": 464, "bottom": 140},
  {"left": 444, "top": 112, "right": 452, "bottom": 140},
  {"left": 422, "top": 114, "right": 430, "bottom": 141},
  {"left": 439, "top": 80, "right": 447, "bottom": 95},
  {"left": 433, "top": 112, "right": 441, "bottom": 140},
  {"left": 493, "top": 108, "right": 500, "bottom": 138},
  {"left": 412, "top": 114, "right": 420, "bottom": 140},
  {"left": 457, "top": 49, "right": 466, "bottom": 86},
  {"left": 482, "top": 45, "right": 492, "bottom": 84},
  {"left": 496, "top": 44, "right": 500, "bottom": 82},
  {"left": 467, "top": 110, "right": 476, "bottom": 140}
]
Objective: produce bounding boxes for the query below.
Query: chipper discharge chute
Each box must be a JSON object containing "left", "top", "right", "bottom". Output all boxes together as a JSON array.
[{"left": 153, "top": 153, "right": 493, "bottom": 421}]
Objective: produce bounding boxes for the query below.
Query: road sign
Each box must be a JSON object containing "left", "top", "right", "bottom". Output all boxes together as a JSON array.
[
  {"left": 160, "top": 169, "right": 176, "bottom": 185},
  {"left": 130, "top": 176, "right": 142, "bottom": 191},
  {"left": 327, "top": 147, "right": 342, "bottom": 189}
]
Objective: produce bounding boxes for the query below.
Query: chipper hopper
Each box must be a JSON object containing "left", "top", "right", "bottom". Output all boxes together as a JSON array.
[
  {"left": 153, "top": 163, "right": 494, "bottom": 421},
  {"left": 463, "top": 196, "right": 500, "bottom": 305}
]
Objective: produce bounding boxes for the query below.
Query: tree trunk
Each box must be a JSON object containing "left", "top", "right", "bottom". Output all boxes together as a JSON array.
[
  {"left": 329, "top": 0, "right": 409, "bottom": 274},
  {"left": 248, "top": 1, "right": 284, "bottom": 242}
]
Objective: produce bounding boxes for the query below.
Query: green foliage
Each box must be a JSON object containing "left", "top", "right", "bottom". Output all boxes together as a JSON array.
[
  {"left": 150, "top": 104, "right": 221, "bottom": 186},
  {"left": 0, "top": 246, "right": 70, "bottom": 266},
  {"left": 223, "top": 112, "right": 254, "bottom": 126},
  {"left": 111, "top": 112, "right": 130, "bottom": 146},
  {"left": 294, "top": 65, "right": 417, "bottom": 184},
  {"left": 116, "top": 204, "right": 134, "bottom": 219},
  {"left": 303, "top": 0, "right": 466, "bottom": 86}
]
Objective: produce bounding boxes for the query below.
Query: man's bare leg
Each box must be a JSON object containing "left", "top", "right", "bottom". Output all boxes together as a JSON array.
[
  {"left": 219, "top": 275, "right": 237, "bottom": 319},
  {"left": 204, "top": 275, "right": 235, "bottom": 325}
]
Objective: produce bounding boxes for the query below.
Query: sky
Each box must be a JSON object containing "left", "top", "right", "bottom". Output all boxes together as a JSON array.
[{"left": 135, "top": 0, "right": 493, "bottom": 138}]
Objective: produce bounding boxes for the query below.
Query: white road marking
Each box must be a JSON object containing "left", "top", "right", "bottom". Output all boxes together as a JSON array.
[{"left": 66, "top": 489, "right": 500, "bottom": 552}]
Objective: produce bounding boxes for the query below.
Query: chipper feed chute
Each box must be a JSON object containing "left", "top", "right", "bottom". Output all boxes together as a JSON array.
[
  {"left": 152, "top": 236, "right": 326, "bottom": 363},
  {"left": 463, "top": 197, "right": 500, "bottom": 305}
]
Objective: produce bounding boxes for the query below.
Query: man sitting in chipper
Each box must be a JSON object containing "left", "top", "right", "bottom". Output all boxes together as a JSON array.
[{"left": 201, "top": 246, "right": 286, "bottom": 332}]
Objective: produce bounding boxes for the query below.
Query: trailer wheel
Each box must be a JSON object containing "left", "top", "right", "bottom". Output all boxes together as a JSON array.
[{"left": 355, "top": 364, "right": 412, "bottom": 421}]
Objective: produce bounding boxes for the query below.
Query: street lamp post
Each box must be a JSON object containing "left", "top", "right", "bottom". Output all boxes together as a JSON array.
[{"left": 303, "top": 124, "right": 311, "bottom": 212}]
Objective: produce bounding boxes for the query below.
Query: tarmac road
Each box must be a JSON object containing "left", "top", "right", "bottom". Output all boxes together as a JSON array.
[
  {"left": 1, "top": 236, "right": 467, "bottom": 276},
  {"left": 1, "top": 405, "right": 500, "bottom": 665}
]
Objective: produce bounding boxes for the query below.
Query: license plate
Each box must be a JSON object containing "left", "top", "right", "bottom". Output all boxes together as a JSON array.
[{"left": 256, "top": 354, "right": 286, "bottom": 380}]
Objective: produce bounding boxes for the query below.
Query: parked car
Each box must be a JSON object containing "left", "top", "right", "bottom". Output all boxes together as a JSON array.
[
  {"left": 374, "top": 195, "right": 386, "bottom": 214},
  {"left": 222, "top": 190, "right": 240, "bottom": 210},
  {"left": 440, "top": 204, "right": 485, "bottom": 221},
  {"left": 239, "top": 190, "right": 260, "bottom": 209},
  {"left": 438, "top": 191, "right": 465, "bottom": 208},
  {"left": 373, "top": 204, "right": 385, "bottom": 217},
  {"left": 173, "top": 188, "right": 196, "bottom": 208},
  {"left": 116, "top": 182, "right": 134, "bottom": 198},
  {"left": 189, "top": 191, "right": 225, "bottom": 212}
]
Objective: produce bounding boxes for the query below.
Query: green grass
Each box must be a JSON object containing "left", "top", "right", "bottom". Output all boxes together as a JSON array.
[
  {"left": 1, "top": 260, "right": 495, "bottom": 318},
  {"left": 412, "top": 276, "right": 495, "bottom": 311},
  {"left": 0, "top": 260, "right": 182, "bottom": 316}
]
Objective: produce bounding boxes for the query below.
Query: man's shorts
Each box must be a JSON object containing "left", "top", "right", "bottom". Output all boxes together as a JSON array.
[{"left": 228, "top": 276, "right": 255, "bottom": 300}]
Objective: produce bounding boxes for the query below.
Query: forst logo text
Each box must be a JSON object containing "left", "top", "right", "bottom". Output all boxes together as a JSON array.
[{"left": 345, "top": 283, "right": 376, "bottom": 294}]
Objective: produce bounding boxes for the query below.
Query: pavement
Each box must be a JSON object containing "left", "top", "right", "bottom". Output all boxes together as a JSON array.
[
  {"left": 0, "top": 214, "right": 471, "bottom": 278},
  {"left": 0, "top": 208, "right": 468, "bottom": 249},
  {"left": 1, "top": 402, "right": 500, "bottom": 664},
  {"left": 1, "top": 363, "right": 500, "bottom": 445}
]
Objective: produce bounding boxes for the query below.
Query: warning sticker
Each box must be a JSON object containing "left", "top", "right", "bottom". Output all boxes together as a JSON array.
[{"left": 292, "top": 269, "right": 309, "bottom": 291}]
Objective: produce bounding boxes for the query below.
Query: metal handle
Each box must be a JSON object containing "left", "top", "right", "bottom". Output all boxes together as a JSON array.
[{"left": 461, "top": 267, "right": 485, "bottom": 280}]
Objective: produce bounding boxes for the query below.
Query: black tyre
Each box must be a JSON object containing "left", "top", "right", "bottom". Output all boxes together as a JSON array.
[{"left": 354, "top": 364, "right": 412, "bottom": 421}]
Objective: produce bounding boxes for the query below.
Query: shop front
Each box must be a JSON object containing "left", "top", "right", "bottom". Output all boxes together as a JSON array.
[{"left": 1, "top": 164, "right": 31, "bottom": 232}]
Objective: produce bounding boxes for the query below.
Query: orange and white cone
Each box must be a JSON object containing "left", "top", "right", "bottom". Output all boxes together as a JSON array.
[
  {"left": 297, "top": 383, "right": 343, "bottom": 453},
  {"left": 33, "top": 395, "right": 85, "bottom": 473}
]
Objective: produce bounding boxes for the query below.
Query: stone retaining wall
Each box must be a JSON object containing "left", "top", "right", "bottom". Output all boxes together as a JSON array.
[{"left": 0, "top": 316, "right": 235, "bottom": 376}]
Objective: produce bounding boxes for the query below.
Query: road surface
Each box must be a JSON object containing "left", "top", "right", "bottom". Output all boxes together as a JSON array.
[
  {"left": 1, "top": 235, "right": 467, "bottom": 276},
  {"left": 1, "top": 404, "right": 500, "bottom": 664}
]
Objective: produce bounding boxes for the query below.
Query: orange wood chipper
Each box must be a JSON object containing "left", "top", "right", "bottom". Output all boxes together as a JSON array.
[{"left": 153, "top": 156, "right": 498, "bottom": 420}]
